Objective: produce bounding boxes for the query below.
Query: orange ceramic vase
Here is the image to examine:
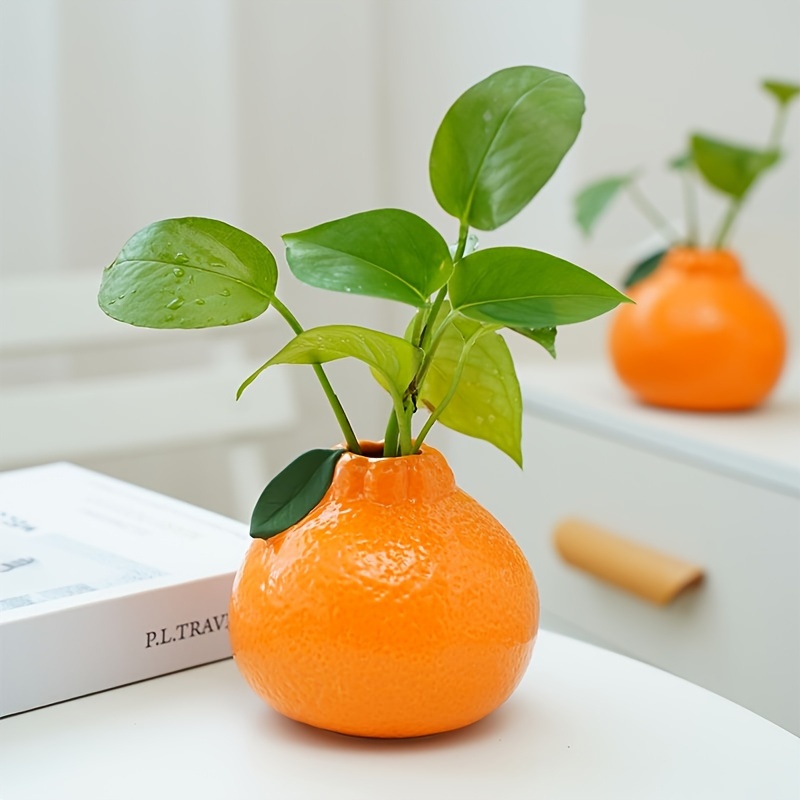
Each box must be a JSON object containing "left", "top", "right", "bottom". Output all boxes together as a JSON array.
[
  {"left": 228, "top": 443, "right": 538, "bottom": 739},
  {"left": 608, "top": 248, "right": 787, "bottom": 411}
]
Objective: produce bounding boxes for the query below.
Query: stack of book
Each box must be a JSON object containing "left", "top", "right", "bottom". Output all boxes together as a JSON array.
[{"left": 0, "top": 462, "right": 250, "bottom": 717}]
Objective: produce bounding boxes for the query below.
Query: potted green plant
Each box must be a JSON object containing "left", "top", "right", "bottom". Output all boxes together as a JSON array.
[
  {"left": 99, "top": 65, "right": 628, "bottom": 738},
  {"left": 575, "top": 78, "right": 799, "bottom": 411}
]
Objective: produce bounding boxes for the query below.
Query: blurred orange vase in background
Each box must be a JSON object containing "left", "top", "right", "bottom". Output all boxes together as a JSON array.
[{"left": 608, "top": 248, "right": 787, "bottom": 411}]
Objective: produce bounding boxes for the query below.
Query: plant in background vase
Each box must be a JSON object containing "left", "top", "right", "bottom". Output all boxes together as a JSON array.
[
  {"left": 576, "top": 79, "right": 800, "bottom": 411},
  {"left": 98, "top": 66, "right": 629, "bottom": 738}
]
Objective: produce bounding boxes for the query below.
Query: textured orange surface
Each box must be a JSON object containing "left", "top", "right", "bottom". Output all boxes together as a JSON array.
[
  {"left": 609, "top": 248, "right": 786, "bottom": 411},
  {"left": 229, "top": 443, "right": 538, "bottom": 738}
]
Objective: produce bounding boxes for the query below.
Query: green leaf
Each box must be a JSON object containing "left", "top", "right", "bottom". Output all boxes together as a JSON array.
[
  {"left": 510, "top": 326, "right": 557, "bottom": 358},
  {"left": 419, "top": 311, "right": 522, "bottom": 466},
  {"left": 623, "top": 249, "right": 667, "bottom": 288},
  {"left": 250, "top": 448, "right": 345, "bottom": 539},
  {"left": 430, "top": 65, "right": 585, "bottom": 231},
  {"left": 98, "top": 218, "right": 277, "bottom": 328},
  {"left": 691, "top": 135, "right": 780, "bottom": 199},
  {"left": 762, "top": 79, "right": 800, "bottom": 106},
  {"left": 450, "top": 247, "right": 630, "bottom": 328},
  {"left": 574, "top": 175, "right": 631, "bottom": 236},
  {"left": 238, "top": 325, "right": 422, "bottom": 401},
  {"left": 283, "top": 209, "right": 453, "bottom": 308}
]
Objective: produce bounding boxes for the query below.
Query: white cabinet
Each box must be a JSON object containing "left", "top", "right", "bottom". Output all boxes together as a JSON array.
[{"left": 442, "top": 361, "right": 800, "bottom": 734}]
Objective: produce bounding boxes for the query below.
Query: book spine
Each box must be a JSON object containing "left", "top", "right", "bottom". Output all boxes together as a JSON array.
[{"left": 0, "top": 572, "right": 236, "bottom": 717}]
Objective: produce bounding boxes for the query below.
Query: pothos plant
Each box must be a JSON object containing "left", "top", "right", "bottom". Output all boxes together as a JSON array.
[
  {"left": 98, "top": 66, "right": 629, "bottom": 539},
  {"left": 575, "top": 78, "right": 800, "bottom": 287}
]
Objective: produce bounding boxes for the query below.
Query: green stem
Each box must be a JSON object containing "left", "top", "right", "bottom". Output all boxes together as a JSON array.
[
  {"left": 410, "top": 305, "right": 427, "bottom": 345},
  {"left": 453, "top": 221, "right": 470, "bottom": 262},
  {"left": 270, "top": 295, "right": 361, "bottom": 455},
  {"left": 713, "top": 198, "right": 743, "bottom": 249},
  {"left": 768, "top": 105, "right": 789, "bottom": 151},
  {"left": 418, "top": 287, "right": 447, "bottom": 354},
  {"left": 413, "top": 309, "right": 458, "bottom": 393},
  {"left": 392, "top": 392, "right": 413, "bottom": 455},
  {"left": 417, "top": 223, "right": 468, "bottom": 354},
  {"left": 384, "top": 222, "right": 469, "bottom": 456},
  {"left": 383, "top": 410, "right": 399, "bottom": 458},
  {"left": 386, "top": 222, "right": 471, "bottom": 457},
  {"left": 413, "top": 222, "right": 468, "bottom": 389},
  {"left": 413, "top": 328, "right": 484, "bottom": 453},
  {"left": 378, "top": 305, "right": 428, "bottom": 457},
  {"left": 626, "top": 182, "right": 681, "bottom": 243},
  {"left": 680, "top": 168, "right": 700, "bottom": 246}
]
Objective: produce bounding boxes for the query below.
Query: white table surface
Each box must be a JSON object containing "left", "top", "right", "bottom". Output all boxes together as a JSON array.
[{"left": 1, "top": 630, "right": 797, "bottom": 800}]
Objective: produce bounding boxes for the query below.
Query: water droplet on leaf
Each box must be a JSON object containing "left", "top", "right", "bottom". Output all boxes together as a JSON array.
[
  {"left": 194, "top": 298, "right": 206, "bottom": 305},
  {"left": 167, "top": 297, "right": 185, "bottom": 310},
  {"left": 175, "top": 253, "right": 190, "bottom": 264},
  {"left": 173, "top": 267, "right": 185, "bottom": 278},
  {"left": 219, "top": 288, "right": 231, "bottom": 297}
]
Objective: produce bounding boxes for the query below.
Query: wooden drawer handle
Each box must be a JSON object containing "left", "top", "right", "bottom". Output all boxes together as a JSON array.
[{"left": 553, "top": 518, "right": 704, "bottom": 605}]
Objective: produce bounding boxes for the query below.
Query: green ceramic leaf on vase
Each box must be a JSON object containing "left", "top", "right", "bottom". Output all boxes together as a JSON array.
[
  {"left": 450, "top": 247, "right": 631, "bottom": 328},
  {"left": 419, "top": 313, "right": 523, "bottom": 466},
  {"left": 283, "top": 209, "right": 453, "bottom": 307},
  {"left": 430, "top": 66, "right": 585, "bottom": 231},
  {"left": 510, "top": 325, "right": 557, "bottom": 358},
  {"left": 238, "top": 325, "right": 422, "bottom": 402},
  {"left": 250, "top": 448, "right": 346, "bottom": 539},
  {"left": 622, "top": 249, "right": 668, "bottom": 288},
  {"left": 98, "top": 217, "right": 277, "bottom": 328},
  {"left": 691, "top": 135, "right": 780, "bottom": 199},
  {"left": 574, "top": 175, "right": 632, "bottom": 236},
  {"left": 761, "top": 79, "right": 800, "bottom": 106}
]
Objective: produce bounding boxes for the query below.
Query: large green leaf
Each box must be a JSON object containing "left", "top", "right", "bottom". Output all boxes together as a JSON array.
[
  {"left": 283, "top": 209, "right": 453, "bottom": 307},
  {"left": 430, "top": 66, "right": 585, "bottom": 231},
  {"left": 691, "top": 135, "right": 780, "bottom": 199},
  {"left": 238, "top": 325, "right": 422, "bottom": 401},
  {"left": 98, "top": 218, "right": 277, "bottom": 328},
  {"left": 450, "top": 247, "right": 630, "bottom": 328},
  {"left": 574, "top": 175, "right": 631, "bottom": 236},
  {"left": 762, "top": 79, "right": 800, "bottom": 106},
  {"left": 250, "top": 448, "right": 345, "bottom": 540},
  {"left": 419, "top": 313, "right": 522, "bottom": 466}
]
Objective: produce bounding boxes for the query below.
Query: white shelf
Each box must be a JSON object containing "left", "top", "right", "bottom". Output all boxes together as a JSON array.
[{"left": 516, "top": 360, "right": 800, "bottom": 497}]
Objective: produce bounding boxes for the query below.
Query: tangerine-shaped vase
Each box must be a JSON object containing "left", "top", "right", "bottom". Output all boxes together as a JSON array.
[
  {"left": 228, "top": 442, "right": 539, "bottom": 738},
  {"left": 608, "top": 248, "right": 787, "bottom": 411}
]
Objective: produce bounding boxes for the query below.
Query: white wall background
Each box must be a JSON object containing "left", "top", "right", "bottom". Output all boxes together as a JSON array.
[{"left": 1, "top": 0, "right": 798, "bottom": 516}]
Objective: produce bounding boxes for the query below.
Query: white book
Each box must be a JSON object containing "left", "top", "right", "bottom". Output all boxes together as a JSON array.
[{"left": 0, "top": 462, "right": 250, "bottom": 717}]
